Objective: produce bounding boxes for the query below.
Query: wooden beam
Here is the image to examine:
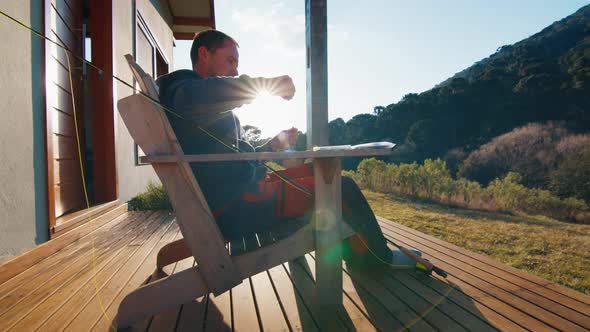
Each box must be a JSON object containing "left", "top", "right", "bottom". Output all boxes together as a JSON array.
[
  {"left": 173, "top": 32, "right": 197, "bottom": 40},
  {"left": 140, "top": 148, "right": 392, "bottom": 164},
  {"left": 173, "top": 16, "right": 214, "bottom": 27},
  {"left": 90, "top": 0, "right": 117, "bottom": 203},
  {"left": 306, "top": 1, "right": 345, "bottom": 329},
  {"left": 305, "top": 0, "right": 329, "bottom": 149},
  {"left": 313, "top": 157, "right": 344, "bottom": 330},
  {"left": 209, "top": 0, "right": 216, "bottom": 28},
  {"left": 44, "top": 0, "right": 56, "bottom": 230}
]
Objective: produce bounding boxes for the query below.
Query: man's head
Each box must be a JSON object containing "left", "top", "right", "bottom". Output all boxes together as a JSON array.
[{"left": 190, "top": 29, "right": 240, "bottom": 77}]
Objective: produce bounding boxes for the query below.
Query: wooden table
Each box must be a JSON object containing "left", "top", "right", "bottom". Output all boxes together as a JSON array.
[{"left": 142, "top": 148, "right": 392, "bottom": 327}]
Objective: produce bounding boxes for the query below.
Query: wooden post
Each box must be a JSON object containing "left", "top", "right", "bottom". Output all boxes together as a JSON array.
[
  {"left": 306, "top": 0, "right": 328, "bottom": 148},
  {"left": 313, "top": 157, "right": 343, "bottom": 329},
  {"left": 306, "top": 0, "right": 343, "bottom": 328}
]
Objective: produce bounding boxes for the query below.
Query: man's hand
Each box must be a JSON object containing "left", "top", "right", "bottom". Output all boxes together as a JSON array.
[
  {"left": 269, "top": 75, "right": 295, "bottom": 100},
  {"left": 270, "top": 127, "right": 299, "bottom": 151}
]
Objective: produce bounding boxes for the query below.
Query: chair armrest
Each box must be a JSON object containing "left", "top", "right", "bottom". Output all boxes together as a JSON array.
[{"left": 139, "top": 148, "right": 393, "bottom": 164}]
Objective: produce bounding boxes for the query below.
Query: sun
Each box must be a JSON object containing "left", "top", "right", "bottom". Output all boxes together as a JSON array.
[
  {"left": 234, "top": 90, "right": 293, "bottom": 137},
  {"left": 256, "top": 88, "right": 273, "bottom": 98}
]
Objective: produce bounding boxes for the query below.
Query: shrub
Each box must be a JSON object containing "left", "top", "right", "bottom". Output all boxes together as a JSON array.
[
  {"left": 549, "top": 147, "right": 590, "bottom": 202},
  {"left": 484, "top": 172, "right": 529, "bottom": 211},
  {"left": 459, "top": 122, "right": 570, "bottom": 187},
  {"left": 443, "top": 148, "right": 468, "bottom": 177},
  {"left": 351, "top": 158, "right": 589, "bottom": 223},
  {"left": 128, "top": 182, "right": 172, "bottom": 211}
]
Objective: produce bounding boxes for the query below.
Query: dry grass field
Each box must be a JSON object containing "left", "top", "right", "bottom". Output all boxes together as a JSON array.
[{"left": 365, "top": 190, "right": 590, "bottom": 295}]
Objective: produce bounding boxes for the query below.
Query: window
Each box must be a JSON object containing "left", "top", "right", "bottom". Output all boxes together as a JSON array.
[{"left": 134, "top": 13, "right": 169, "bottom": 165}]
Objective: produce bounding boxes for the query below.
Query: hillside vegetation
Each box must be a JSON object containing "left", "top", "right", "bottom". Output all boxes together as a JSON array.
[
  {"left": 344, "top": 158, "right": 589, "bottom": 223},
  {"left": 342, "top": 5, "right": 589, "bottom": 159}
]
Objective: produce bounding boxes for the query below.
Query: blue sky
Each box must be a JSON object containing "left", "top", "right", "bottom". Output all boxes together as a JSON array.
[{"left": 173, "top": 0, "right": 588, "bottom": 137}]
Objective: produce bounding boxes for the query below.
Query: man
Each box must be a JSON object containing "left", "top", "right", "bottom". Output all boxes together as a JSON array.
[{"left": 157, "top": 29, "right": 417, "bottom": 269}]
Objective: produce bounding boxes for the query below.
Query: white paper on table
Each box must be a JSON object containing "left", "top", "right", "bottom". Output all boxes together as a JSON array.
[{"left": 312, "top": 142, "right": 396, "bottom": 151}]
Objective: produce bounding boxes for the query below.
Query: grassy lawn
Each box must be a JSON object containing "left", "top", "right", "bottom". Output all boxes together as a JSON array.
[{"left": 364, "top": 190, "right": 590, "bottom": 295}]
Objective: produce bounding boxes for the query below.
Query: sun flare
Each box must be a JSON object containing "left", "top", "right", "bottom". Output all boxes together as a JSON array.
[{"left": 256, "top": 88, "right": 273, "bottom": 97}]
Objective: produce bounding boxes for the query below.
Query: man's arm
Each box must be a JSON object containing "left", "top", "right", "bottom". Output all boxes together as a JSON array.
[{"left": 171, "top": 75, "right": 295, "bottom": 115}]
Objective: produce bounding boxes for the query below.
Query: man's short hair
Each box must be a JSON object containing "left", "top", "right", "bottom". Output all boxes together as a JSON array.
[{"left": 190, "top": 29, "right": 239, "bottom": 68}]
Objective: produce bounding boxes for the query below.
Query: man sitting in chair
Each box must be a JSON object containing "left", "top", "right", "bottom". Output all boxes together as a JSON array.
[{"left": 156, "top": 29, "right": 417, "bottom": 270}]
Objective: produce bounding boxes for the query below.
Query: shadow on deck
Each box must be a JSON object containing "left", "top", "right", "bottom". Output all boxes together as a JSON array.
[{"left": 0, "top": 209, "right": 589, "bottom": 331}]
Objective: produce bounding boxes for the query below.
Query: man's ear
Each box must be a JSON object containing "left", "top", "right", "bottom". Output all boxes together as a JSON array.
[{"left": 198, "top": 46, "right": 209, "bottom": 63}]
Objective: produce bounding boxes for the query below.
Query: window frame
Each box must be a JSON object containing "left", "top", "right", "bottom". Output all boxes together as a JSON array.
[{"left": 133, "top": 12, "right": 170, "bottom": 166}]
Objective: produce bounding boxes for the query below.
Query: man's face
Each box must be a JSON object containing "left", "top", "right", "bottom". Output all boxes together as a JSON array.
[{"left": 204, "top": 39, "right": 239, "bottom": 77}]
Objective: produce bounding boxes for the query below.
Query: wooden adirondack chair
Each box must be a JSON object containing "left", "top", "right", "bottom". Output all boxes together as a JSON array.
[{"left": 114, "top": 55, "right": 361, "bottom": 328}]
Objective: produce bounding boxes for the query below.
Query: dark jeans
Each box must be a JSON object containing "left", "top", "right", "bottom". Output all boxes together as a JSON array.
[{"left": 215, "top": 164, "right": 393, "bottom": 267}]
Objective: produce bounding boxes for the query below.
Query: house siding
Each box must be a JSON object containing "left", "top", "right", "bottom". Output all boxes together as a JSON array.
[
  {"left": 0, "top": 0, "right": 47, "bottom": 262},
  {"left": 0, "top": 0, "right": 175, "bottom": 262},
  {"left": 114, "top": 0, "right": 174, "bottom": 203}
]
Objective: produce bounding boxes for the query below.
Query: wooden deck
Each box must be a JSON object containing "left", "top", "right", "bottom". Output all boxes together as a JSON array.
[{"left": 1, "top": 210, "right": 589, "bottom": 331}]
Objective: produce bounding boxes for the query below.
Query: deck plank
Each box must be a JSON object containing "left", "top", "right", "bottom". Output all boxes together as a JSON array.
[
  {"left": 380, "top": 222, "right": 590, "bottom": 331},
  {"left": 88, "top": 221, "right": 181, "bottom": 332},
  {"left": 384, "top": 271, "right": 499, "bottom": 332},
  {"left": 341, "top": 267, "right": 407, "bottom": 331},
  {"left": 249, "top": 270, "right": 291, "bottom": 331},
  {"left": 381, "top": 228, "right": 566, "bottom": 331},
  {"left": 64, "top": 215, "right": 179, "bottom": 331},
  {"left": 147, "top": 257, "right": 195, "bottom": 332},
  {"left": 379, "top": 217, "right": 590, "bottom": 308},
  {"left": 0, "top": 212, "right": 154, "bottom": 331},
  {"left": 306, "top": 252, "right": 410, "bottom": 331},
  {"left": 0, "top": 204, "right": 127, "bottom": 285},
  {"left": 38, "top": 212, "right": 172, "bottom": 331},
  {"left": 204, "top": 287, "right": 232, "bottom": 331},
  {"left": 174, "top": 295, "right": 207, "bottom": 332},
  {"left": 227, "top": 237, "right": 260, "bottom": 332},
  {"left": 8, "top": 212, "right": 162, "bottom": 331},
  {"left": 301, "top": 254, "right": 377, "bottom": 332},
  {"left": 384, "top": 226, "right": 590, "bottom": 329},
  {"left": 381, "top": 219, "right": 590, "bottom": 320},
  {"left": 267, "top": 263, "right": 319, "bottom": 331},
  {"left": 284, "top": 257, "right": 350, "bottom": 331},
  {"left": 1, "top": 213, "right": 588, "bottom": 331},
  {"left": 230, "top": 277, "right": 260, "bottom": 332},
  {"left": 369, "top": 268, "right": 470, "bottom": 332},
  {"left": 0, "top": 208, "right": 134, "bottom": 304},
  {"left": 394, "top": 272, "right": 522, "bottom": 332}
]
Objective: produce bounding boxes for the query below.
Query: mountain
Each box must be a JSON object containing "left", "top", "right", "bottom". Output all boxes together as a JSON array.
[{"left": 327, "top": 4, "right": 590, "bottom": 169}]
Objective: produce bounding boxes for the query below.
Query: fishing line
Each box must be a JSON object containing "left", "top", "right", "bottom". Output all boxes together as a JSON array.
[
  {"left": 64, "top": 32, "right": 116, "bottom": 332},
  {"left": 2, "top": 9, "right": 452, "bottom": 328},
  {"left": 0, "top": 9, "right": 310, "bottom": 195}
]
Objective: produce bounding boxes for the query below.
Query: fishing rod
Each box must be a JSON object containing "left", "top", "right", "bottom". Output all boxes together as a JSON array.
[
  {"left": 391, "top": 240, "right": 448, "bottom": 278},
  {"left": 0, "top": 9, "right": 310, "bottom": 196},
  {"left": 1, "top": 9, "right": 450, "bottom": 279}
]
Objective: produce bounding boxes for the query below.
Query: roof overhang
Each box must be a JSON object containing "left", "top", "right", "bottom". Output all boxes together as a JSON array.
[{"left": 165, "top": 0, "right": 216, "bottom": 40}]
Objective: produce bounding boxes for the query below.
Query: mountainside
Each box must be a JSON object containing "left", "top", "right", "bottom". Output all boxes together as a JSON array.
[{"left": 326, "top": 4, "right": 590, "bottom": 169}]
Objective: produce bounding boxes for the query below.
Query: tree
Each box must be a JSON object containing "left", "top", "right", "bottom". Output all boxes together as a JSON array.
[
  {"left": 373, "top": 105, "right": 385, "bottom": 115},
  {"left": 328, "top": 118, "right": 346, "bottom": 145}
]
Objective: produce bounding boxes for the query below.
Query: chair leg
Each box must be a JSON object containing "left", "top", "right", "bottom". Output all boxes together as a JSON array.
[
  {"left": 116, "top": 266, "right": 209, "bottom": 329},
  {"left": 156, "top": 238, "right": 192, "bottom": 271}
]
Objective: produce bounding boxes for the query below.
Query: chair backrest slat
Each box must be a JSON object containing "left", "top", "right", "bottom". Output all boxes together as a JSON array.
[{"left": 118, "top": 54, "right": 243, "bottom": 294}]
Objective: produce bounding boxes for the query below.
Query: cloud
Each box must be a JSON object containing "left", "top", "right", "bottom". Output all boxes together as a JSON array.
[
  {"left": 231, "top": 4, "right": 305, "bottom": 58},
  {"left": 328, "top": 24, "right": 350, "bottom": 40}
]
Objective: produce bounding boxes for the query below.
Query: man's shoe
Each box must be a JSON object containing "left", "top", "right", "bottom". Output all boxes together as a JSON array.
[{"left": 389, "top": 248, "right": 421, "bottom": 269}]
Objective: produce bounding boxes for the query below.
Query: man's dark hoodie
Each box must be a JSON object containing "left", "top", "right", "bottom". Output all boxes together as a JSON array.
[{"left": 156, "top": 70, "right": 262, "bottom": 211}]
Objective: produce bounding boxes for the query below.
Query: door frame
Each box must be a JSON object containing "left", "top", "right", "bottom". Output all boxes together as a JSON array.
[{"left": 44, "top": 0, "right": 117, "bottom": 234}]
